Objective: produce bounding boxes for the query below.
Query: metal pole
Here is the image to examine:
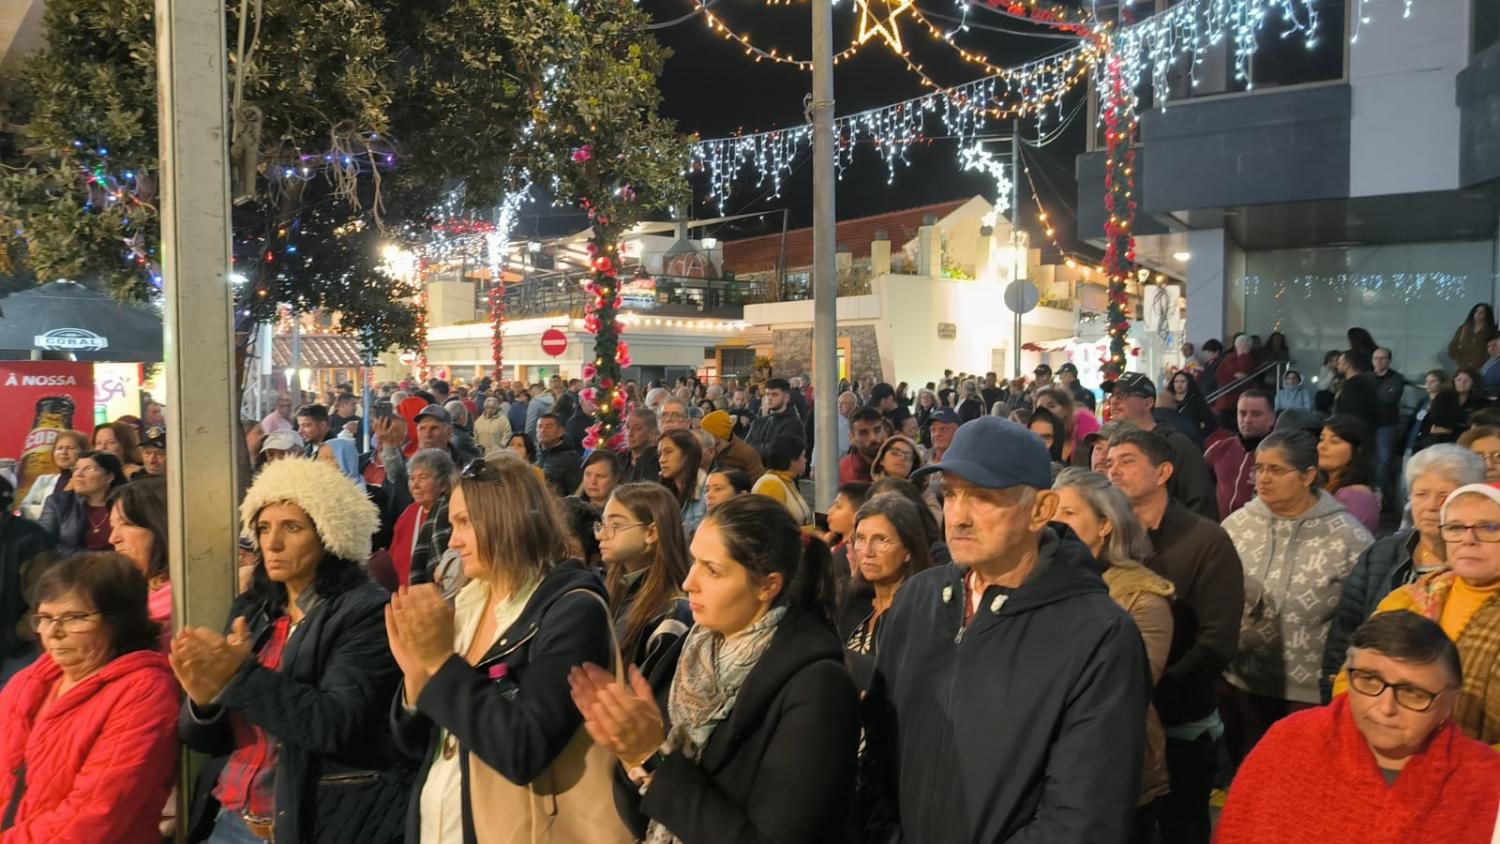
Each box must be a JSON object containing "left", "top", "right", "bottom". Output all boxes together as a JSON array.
[
  {"left": 1012, "top": 120, "right": 1023, "bottom": 379},
  {"left": 157, "top": 0, "right": 237, "bottom": 630},
  {"left": 810, "top": 0, "right": 837, "bottom": 510},
  {"left": 289, "top": 313, "right": 302, "bottom": 400}
]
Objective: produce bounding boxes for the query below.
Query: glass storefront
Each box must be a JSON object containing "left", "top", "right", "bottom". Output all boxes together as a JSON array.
[{"left": 1242, "top": 239, "right": 1496, "bottom": 378}]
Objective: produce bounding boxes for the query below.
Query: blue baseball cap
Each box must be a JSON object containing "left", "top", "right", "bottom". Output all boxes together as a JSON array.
[
  {"left": 911, "top": 416, "right": 1052, "bottom": 489},
  {"left": 929, "top": 407, "right": 961, "bottom": 426}
]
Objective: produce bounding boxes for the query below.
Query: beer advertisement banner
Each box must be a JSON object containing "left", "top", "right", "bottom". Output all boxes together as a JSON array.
[{"left": 2, "top": 362, "right": 94, "bottom": 500}]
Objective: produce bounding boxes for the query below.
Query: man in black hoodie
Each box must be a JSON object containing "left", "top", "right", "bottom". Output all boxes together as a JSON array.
[
  {"left": 744, "top": 377, "right": 804, "bottom": 461},
  {"left": 861, "top": 417, "right": 1149, "bottom": 842}
]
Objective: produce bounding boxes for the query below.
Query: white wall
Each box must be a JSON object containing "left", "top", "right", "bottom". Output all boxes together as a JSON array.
[
  {"left": 1348, "top": 0, "right": 1471, "bottom": 196},
  {"left": 1185, "top": 228, "right": 1229, "bottom": 345}
]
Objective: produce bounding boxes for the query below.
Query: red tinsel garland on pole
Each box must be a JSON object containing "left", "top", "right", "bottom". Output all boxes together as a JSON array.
[
  {"left": 415, "top": 258, "right": 430, "bottom": 381},
  {"left": 488, "top": 283, "right": 505, "bottom": 383},
  {"left": 1099, "top": 51, "right": 1137, "bottom": 380}
]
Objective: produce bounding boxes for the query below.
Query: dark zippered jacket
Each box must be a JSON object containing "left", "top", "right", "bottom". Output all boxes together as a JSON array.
[{"left": 860, "top": 527, "right": 1150, "bottom": 843}]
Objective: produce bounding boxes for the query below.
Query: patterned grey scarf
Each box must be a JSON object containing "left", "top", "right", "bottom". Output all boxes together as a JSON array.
[{"left": 645, "top": 605, "right": 787, "bottom": 844}]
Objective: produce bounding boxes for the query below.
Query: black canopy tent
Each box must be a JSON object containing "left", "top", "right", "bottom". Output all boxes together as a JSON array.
[{"left": 0, "top": 280, "right": 163, "bottom": 362}]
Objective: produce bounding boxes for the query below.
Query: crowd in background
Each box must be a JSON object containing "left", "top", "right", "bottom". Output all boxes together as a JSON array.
[{"left": 2, "top": 306, "right": 1500, "bottom": 842}]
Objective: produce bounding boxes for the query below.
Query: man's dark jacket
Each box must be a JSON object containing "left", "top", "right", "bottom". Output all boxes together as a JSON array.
[
  {"left": 535, "top": 441, "right": 583, "bottom": 497},
  {"left": 0, "top": 513, "right": 54, "bottom": 658},
  {"left": 1320, "top": 529, "right": 1422, "bottom": 701},
  {"left": 744, "top": 406, "right": 803, "bottom": 459},
  {"left": 860, "top": 527, "right": 1149, "bottom": 843}
]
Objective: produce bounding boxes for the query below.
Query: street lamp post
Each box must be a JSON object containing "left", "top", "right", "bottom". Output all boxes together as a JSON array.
[{"left": 811, "top": 0, "right": 838, "bottom": 509}]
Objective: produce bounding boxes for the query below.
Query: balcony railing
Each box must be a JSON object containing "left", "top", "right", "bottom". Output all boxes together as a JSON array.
[{"left": 485, "top": 272, "right": 772, "bottom": 319}]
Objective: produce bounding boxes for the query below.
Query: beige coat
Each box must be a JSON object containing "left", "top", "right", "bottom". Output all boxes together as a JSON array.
[
  {"left": 1103, "top": 565, "right": 1176, "bottom": 805},
  {"left": 473, "top": 410, "right": 513, "bottom": 456}
]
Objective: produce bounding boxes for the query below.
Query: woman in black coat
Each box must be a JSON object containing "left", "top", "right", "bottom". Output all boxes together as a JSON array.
[
  {"left": 172, "top": 457, "right": 407, "bottom": 843},
  {"left": 569, "top": 494, "right": 859, "bottom": 844}
]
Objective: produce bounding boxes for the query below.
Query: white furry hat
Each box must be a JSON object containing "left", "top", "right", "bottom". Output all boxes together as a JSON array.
[{"left": 240, "top": 456, "right": 378, "bottom": 563}]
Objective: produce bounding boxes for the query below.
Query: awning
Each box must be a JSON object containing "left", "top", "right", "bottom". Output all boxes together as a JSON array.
[{"left": 271, "top": 334, "right": 367, "bottom": 368}]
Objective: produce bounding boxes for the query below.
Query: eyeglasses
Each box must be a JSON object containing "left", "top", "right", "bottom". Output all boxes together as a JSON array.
[
  {"left": 1249, "top": 463, "right": 1299, "bottom": 482},
  {"left": 593, "top": 520, "right": 645, "bottom": 539},
  {"left": 885, "top": 448, "right": 915, "bottom": 463},
  {"left": 29, "top": 611, "right": 101, "bottom": 633},
  {"left": 851, "top": 535, "right": 902, "bottom": 554},
  {"left": 1346, "top": 667, "right": 1452, "bottom": 712},
  {"left": 1474, "top": 451, "right": 1500, "bottom": 465},
  {"left": 1438, "top": 522, "right": 1500, "bottom": 543},
  {"left": 72, "top": 464, "right": 102, "bottom": 476}
]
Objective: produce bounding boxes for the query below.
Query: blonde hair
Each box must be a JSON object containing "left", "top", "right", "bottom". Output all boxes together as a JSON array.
[{"left": 459, "top": 452, "right": 570, "bottom": 591}]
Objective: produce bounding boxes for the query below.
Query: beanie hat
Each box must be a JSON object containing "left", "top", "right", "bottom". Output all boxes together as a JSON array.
[
  {"left": 701, "top": 410, "right": 735, "bottom": 440},
  {"left": 240, "top": 456, "right": 379, "bottom": 562},
  {"left": 1441, "top": 482, "right": 1500, "bottom": 523}
]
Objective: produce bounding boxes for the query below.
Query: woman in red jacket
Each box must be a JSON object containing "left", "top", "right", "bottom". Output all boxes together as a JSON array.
[{"left": 0, "top": 552, "right": 179, "bottom": 843}]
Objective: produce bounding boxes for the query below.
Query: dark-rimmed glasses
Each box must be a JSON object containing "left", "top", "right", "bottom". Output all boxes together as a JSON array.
[{"left": 1346, "top": 667, "right": 1452, "bottom": 712}]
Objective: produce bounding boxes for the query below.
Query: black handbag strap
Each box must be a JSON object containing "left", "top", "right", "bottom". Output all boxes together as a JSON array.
[{"left": 2, "top": 761, "right": 26, "bottom": 830}]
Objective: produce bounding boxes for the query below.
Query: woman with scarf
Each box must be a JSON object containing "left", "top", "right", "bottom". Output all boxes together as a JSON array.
[{"left": 568, "top": 494, "right": 858, "bottom": 844}]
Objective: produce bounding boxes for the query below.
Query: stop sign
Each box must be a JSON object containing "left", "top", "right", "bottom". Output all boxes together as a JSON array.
[{"left": 540, "top": 328, "right": 568, "bottom": 357}]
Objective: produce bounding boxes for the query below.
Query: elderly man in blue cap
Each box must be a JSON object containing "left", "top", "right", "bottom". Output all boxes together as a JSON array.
[{"left": 860, "top": 416, "right": 1150, "bottom": 842}]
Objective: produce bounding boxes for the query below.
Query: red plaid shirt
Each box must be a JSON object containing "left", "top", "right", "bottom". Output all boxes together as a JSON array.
[{"left": 212, "top": 616, "right": 292, "bottom": 819}]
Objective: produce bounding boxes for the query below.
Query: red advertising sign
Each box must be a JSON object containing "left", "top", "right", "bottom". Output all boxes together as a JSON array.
[
  {"left": 540, "top": 328, "right": 569, "bottom": 358},
  {"left": 2, "top": 362, "right": 95, "bottom": 501}
]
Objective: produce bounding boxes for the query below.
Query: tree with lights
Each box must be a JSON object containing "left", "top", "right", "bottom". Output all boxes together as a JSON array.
[{"left": 0, "top": 0, "right": 687, "bottom": 381}]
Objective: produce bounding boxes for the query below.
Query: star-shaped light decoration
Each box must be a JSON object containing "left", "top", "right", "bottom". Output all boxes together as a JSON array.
[
  {"left": 959, "top": 142, "right": 1012, "bottom": 218},
  {"left": 855, "top": 0, "right": 913, "bottom": 52}
]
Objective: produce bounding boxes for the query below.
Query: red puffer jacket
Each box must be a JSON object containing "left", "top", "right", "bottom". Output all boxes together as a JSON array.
[{"left": 0, "top": 650, "right": 179, "bottom": 843}]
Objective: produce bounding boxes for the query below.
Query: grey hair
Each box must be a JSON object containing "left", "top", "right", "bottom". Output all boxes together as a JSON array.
[
  {"left": 1405, "top": 444, "right": 1485, "bottom": 495},
  {"left": 390, "top": 391, "right": 409, "bottom": 405},
  {"left": 407, "top": 448, "right": 458, "bottom": 491},
  {"left": 1053, "top": 467, "right": 1154, "bottom": 568},
  {"left": 443, "top": 400, "right": 469, "bottom": 425}
]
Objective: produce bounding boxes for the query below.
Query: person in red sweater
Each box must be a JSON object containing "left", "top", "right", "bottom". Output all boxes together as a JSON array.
[
  {"left": 839, "top": 406, "right": 886, "bottom": 484},
  {"left": 1203, "top": 390, "right": 1276, "bottom": 518},
  {"left": 1217, "top": 612, "right": 1500, "bottom": 844},
  {"left": 0, "top": 552, "right": 180, "bottom": 843},
  {"left": 1212, "top": 334, "right": 1258, "bottom": 428}
]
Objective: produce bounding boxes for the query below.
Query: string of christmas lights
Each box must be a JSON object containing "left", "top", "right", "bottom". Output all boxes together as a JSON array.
[{"left": 689, "top": 44, "right": 1095, "bottom": 210}]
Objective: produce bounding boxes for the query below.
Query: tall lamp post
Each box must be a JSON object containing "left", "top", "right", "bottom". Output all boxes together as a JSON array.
[{"left": 810, "top": 0, "right": 838, "bottom": 509}]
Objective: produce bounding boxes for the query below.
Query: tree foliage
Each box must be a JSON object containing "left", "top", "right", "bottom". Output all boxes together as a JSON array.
[{"left": 0, "top": 0, "right": 687, "bottom": 356}]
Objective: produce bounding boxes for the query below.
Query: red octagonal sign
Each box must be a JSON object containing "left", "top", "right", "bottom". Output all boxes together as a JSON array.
[{"left": 540, "top": 328, "right": 568, "bottom": 358}]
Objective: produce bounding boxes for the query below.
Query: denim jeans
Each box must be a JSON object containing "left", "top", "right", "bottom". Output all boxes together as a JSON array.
[
  {"left": 208, "top": 810, "right": 268, "bottom": 844},
  {"left": 1375, "top": 424, "right": 1400, "bottom": 511}
]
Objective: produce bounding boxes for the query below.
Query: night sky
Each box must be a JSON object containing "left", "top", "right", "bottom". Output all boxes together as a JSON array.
[{"left": 625, "top": 0, "right": 1091, "bottom": 242}]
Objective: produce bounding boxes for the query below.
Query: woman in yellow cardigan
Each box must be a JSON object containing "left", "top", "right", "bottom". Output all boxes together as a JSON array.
[
  {"left": 751, "top": 436, "right": 813, "bottom": 528},
  {"left": 1340, "top": 482, "right": 1500, "bottom": 749}
]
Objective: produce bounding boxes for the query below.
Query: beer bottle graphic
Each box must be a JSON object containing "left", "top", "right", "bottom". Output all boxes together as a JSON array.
[{"left": 16, "top": 396, "right": 76, "bottom": 502}]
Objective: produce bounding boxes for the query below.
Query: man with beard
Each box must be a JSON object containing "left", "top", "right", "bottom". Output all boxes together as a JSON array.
[
  {"left": 744, "top": 377, "right": 804, "bottom": 461},
  {"left": 1204, "top": 390, "right": 1276, "bottom": 518},
  {"left": 839, "top": 406, "right": 886, "bottom": 484}
]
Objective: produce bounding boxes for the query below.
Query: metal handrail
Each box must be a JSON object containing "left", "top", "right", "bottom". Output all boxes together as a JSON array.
[{"left": 1204, "top": 359, "right": 1287, "bottom": 404}]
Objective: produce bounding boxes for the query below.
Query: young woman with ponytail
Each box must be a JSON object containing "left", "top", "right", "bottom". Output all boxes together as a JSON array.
[{"left": 568, "top": 494, "right": 859, "bottom": 844}]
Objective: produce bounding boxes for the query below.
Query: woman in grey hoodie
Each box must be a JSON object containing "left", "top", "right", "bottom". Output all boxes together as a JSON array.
[{"left": 1219, "top": 430, "right": 1373, "bottom": 766}]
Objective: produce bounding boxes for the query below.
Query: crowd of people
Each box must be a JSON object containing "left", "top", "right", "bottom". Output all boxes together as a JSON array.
[{"left": 2, "top": 309, "right": 1500, "bottom": 842}]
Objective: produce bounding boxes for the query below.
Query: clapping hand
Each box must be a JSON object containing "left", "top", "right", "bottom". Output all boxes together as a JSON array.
[
  {"left": 385, "top": 584, "right": 455, "bottom": 702},
  {"left": 568, "top": 663, "right": 665, "bottom": 769},
  {"left": 168, "top": 617, "right": 254, "bottom": 707}
]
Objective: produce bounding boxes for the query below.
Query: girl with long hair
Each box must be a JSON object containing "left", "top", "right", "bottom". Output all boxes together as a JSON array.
[
  {"left": 1319, "top": 416, "right": 1380, "bottom": 534},
  {"left": 596, "top": 483, "right": 694, "bottom": 678},
  {"left": 658, "top": 428, "right": 709, "bottom": 538}
]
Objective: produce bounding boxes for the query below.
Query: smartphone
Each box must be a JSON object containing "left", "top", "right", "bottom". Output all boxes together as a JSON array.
[
  {"left": 814, "top": 511, "right": 830, "bottom": 532},
  {"left": 374, "top": 400, "right": 394, "bottom": 421}
]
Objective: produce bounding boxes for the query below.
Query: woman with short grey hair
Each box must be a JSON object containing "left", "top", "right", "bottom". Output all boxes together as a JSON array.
[
  {"left": 1052, "top": 468, "right": 1175, "bottom": 819},
  {"left": 1319, "top": 443, "right": 1486, "bottom": 700},
  {"left": 391, "top": 448, "right": 458, "bottom": 588}
]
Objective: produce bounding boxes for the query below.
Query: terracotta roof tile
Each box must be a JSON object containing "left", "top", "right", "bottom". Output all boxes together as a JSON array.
[
  {"left": 721, "top": 198, "right": 970, "bottom": 275},
  {"left": 272, "top": 334, "right": 367, "bottom": 368}
]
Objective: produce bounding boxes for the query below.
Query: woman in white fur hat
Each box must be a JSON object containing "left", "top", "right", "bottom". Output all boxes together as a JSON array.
[{"left": 171, "top": 456, "right": 409, "bottom": 843}]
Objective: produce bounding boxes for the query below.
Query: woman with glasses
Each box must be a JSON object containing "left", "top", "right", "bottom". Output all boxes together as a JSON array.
[
  {"left": 1218, "top": 612, "right": 1500, "bottom": 843},
  {"left": 569, "top": 494, "right": 859, "bottom": 843},
  {"left": 657, "top": 429, "right": 710, "bottom": 539},
  {"left": 1220, "top": 431, "right": 1374, "bottom": 765},
  {"left": 40, "top": 451, "right": 129, "bottom": 556},
  {"left": 1052, "top": 469, "right": 1175, "bottom": 834},
  {"left": 838, "top": 494, "right": 932, "bottom": 689},
  {"left": 389, "top": 454, "right": 630, "bottom": 843},
  {"left": 1317, "top": 416, "right": 1381, "bottom": 534},
  {"left": 1457, "top": 425, "right": 1500, "bottom": 484},
  {"left": 1348, "top": 483, "right": 1500, "bottom": 749},
  {"left": 1320, "top": 445, "right": 1485, "bottom": 702},
  {"left": 870, "top": 434, "right": 922, "bottom": 482},
  {"left": 0, "top": 552, "right": 180, "bottom": 841},
  {"left": 594, "top": 483, "right": 693, "bottom": 680}
]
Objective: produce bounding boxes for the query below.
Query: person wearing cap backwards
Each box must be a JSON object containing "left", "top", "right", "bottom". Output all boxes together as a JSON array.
[
  {"left": 137, "top": 425, "right": 167, "bottom": 478},
  {"left": 258, "top": 430, "right": 305, "bottom": 467},
  {"left": 860, "top": 417, "right": 1150, "bottom": 842},
  {"left": 1346, "top": 481, "right": 1500, "bottom": 749},
  {"left": 1108, "top": 372, "right": 1220, "bottom": 520},
  {"left": 702, "top": 409, "right": 765, "bottom": 481}
]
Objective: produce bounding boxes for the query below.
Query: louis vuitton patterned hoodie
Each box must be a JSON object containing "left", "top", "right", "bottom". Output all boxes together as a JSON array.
[{"left": 1221, "top": 490, "right": 1374, "bottom": 704}]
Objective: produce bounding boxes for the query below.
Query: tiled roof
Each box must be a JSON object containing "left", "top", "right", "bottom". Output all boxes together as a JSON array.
[
  {"left": 721, "top": 198, "right": 972, "bottom": 275},
  {"left": 271, "top": 334, "right": 368, "bottom": 368}
]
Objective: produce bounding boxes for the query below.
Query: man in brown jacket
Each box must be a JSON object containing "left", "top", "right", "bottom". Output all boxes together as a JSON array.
[{"left": 701, "top": 410, "right": 765, "bottom": 480}]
